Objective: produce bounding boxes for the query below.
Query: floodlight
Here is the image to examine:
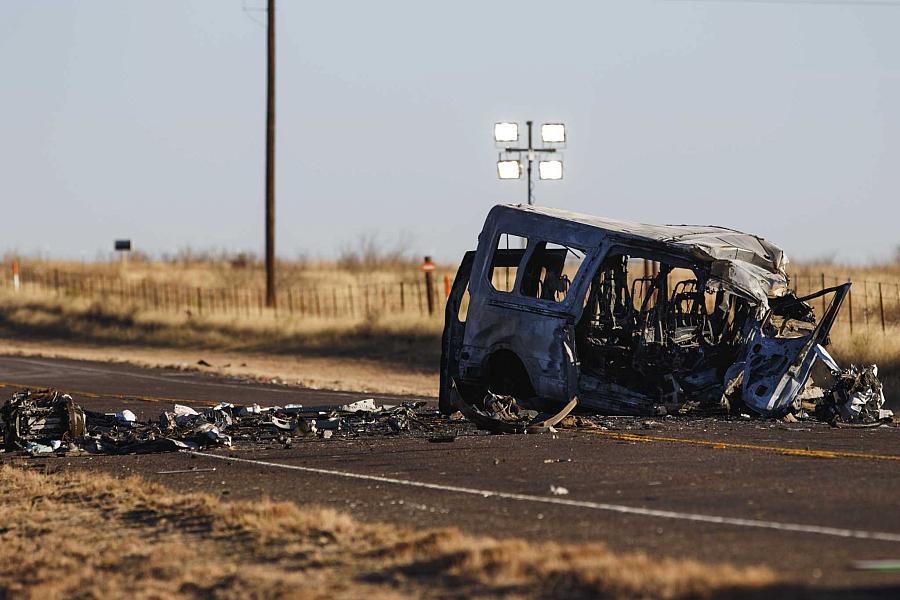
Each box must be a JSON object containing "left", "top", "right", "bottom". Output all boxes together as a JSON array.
[
  {"left": 494, "top": 122, "right": 519, "bottom": 143},
  {"left": 538, "top": 160, "right": 563, "bottom": 180},
  {"left": 541, "top": 123, "right": 566, "bottom": 144},
  {"left": 497, "top": 160, "right": 522, "bottom": 179}
]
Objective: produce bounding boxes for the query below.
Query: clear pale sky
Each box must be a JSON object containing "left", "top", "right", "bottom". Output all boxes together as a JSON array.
[{"left": 1, "top": 0, "right": 898, "bottom": 263}]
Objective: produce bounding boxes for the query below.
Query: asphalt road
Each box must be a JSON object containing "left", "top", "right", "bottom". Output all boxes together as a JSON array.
[{"left": 1, "top": 354, "right": 899, "bottom": 596}]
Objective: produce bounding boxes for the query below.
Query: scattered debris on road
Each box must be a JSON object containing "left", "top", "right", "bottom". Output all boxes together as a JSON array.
[
  {"left": 1, "top": 374, "right": 895, "bottom": 459},
  {"left": 0, "top": 389, "right": 85, "bottom": 455},
  {"left": 0, "top": 389, "right": 443, "bottom": 456},
  {"left": 821, "top": 364, "right": 891, "bottom": 424},
  {"left": 340, "top": 398, "right": 380, "bottom": 413},
  {"left": 452, "top": 386, "right": 578, "bottom": 434}
]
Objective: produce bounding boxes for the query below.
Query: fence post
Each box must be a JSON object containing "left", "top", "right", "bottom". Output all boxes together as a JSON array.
[
  {"left": 332, "top": 288, "right": 338, "bottom": 317},
  {"left": 416, "top": 280, "right": 423, "bottom": 314},
  {"left": 347, "top": 285, "right": 354, "bottom": 317},
  {"left": 196, "top": 287, "right": 203, "bottom": 315},
  {"left": 400, "top": 281, "right": 405, "bottom": 312},
  {"left": 879, "top": 282, "right": 885, "bottom": 334},
  {"left": 12, "top": 260, "right": 20, "bottom": 292},
  {"left": 422, "top": 256, "right": 436, "bottom": 316},
  {"left": 848, "top": 277, "right": 853, "bottom": 334}
]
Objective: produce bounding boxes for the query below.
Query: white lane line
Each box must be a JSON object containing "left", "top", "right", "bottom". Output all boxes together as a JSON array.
[
  {"left": 186, "top": 450, "right": 900, "bottom": 544},
  {"left": 2, "top": 357, "right": 427, "bottom": 402}
]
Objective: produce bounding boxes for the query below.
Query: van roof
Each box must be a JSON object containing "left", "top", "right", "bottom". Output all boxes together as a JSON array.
[
  {"left": 500, "top": 203, "right": 784, "bottom": 271},
  {"left": 494, "top": 203, "right": 789, "bottom": 303}
]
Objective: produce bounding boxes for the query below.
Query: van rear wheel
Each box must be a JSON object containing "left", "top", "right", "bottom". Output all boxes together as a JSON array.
[{"left": 486, "top": 351, "right": 535, "bottom": 400}]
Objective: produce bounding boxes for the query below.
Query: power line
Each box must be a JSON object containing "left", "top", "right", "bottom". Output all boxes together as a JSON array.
[
  {"left": 242, "top": 0, "right": 266, "bottom": 27},
  {"left": 661, "top": 0, "right": 900, "bottom": 6}
]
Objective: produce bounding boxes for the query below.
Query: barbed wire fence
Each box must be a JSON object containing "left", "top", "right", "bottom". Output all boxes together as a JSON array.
[{"left": 3, "top": 268, "right": 900, "bottom": 336}]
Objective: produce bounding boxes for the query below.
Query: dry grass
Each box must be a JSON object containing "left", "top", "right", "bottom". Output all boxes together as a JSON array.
[
  {"left": 0, "top": 291, "right": 443, "bottom": 396},
  {"left": 0, "top": 462, "right": 784, "bottom": 599},
  {"left": 790, "top": 259, "right": 900, "bottom": 285},
  {"left": 7, "top": 249, "right": 448, "bottom": 291},
  {"left": 0, "top": 292, "right": 442, "bottom": 370},
  {"left": 2, "top": 258, "right": 900, "bottom": 404},
  {"left": 12, "top": 255, "right": 900, "bottom": 295}
]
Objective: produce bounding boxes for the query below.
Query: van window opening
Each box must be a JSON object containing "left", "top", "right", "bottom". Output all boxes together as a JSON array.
[
  {"left": 520, "top": 241, "right": 586, "bottom": 303},
  {"left": 488, "top": 233, "right": 527, "bottom": 293}
]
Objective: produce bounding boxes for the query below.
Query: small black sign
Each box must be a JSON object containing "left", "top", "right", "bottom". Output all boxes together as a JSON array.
[{"left": 114, "top": 239, "right": 132, "bottom": 251}]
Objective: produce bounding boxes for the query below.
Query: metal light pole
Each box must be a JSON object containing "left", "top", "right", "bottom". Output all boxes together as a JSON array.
[
  {"left": 526, "top": 121, "right": 534, "bottom": 205},
  {"left": 264, "top": 0, "right": 276, "bottom": 308},
  {"left": 494, "top": 121, "right": 565, "bottom": 205}
]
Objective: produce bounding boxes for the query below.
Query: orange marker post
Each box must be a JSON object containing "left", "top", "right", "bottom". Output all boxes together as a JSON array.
[
  {"left": 444, "top": 274, "right": 451, "bottom": 298},
  {"left": 12, "top": 259, "right": 19, "bottom": 292}
]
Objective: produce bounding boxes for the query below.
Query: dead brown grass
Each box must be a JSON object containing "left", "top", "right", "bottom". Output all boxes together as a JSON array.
[
  {"left": 3, "top": 258, "right": 900, "bottom": 404},
  {"left": 0, "top": 292, "right": 443, "bottom": 396},
  {"left": 789, "top": 260, "right": 900, "bottom": 285},
  {"left": 8, "top": 253, "right": 448, "bottom": 291},
  {"left": 0, "top": 292, "right": 442, "bottom": 370},
  {"left": 0, "top": 462, "right": 781, "bottom": 599}
]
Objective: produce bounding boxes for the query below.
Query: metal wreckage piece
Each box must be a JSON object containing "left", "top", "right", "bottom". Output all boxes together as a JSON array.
[
  {"left": 440, "top": 204, "right": 894, "bottom": 424},
  {"left": 450, "top": 379, "right": 578, "bottom": 433},
  {"left": 0, "top": 389, "right": 437, "bottom": 455},
  {"left": 0, "top": 389, "right": 86, "bottom": 454}
]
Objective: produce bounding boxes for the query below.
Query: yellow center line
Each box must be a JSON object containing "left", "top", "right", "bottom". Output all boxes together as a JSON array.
[
  {"left": 571, "top": 428, "right": 900, "bottom": 462},
  {"left": 0, "top": 381, "right": 220, "bottom": 408}
]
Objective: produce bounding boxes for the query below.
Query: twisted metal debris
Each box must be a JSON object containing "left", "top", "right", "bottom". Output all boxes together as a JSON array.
[{"left": 0, "top": 388, "right": 437, "bottom": 455}]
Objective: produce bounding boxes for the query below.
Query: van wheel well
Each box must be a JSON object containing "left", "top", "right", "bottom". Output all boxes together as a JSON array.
[{"left": 485, "top": 350, "right": 535, "bottom": 399}]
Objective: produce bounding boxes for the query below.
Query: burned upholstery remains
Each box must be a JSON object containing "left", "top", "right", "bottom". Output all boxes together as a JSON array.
[{"left": 441, "top": 204, "right": 889, "bottom": 421}]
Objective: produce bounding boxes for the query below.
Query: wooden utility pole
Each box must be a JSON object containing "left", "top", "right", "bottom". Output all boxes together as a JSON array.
[{"left": 265, "top": 0, "right": 277, "bottom": 307}]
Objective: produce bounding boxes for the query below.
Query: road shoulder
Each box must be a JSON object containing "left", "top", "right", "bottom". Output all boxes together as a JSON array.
[{"left": 0, "top": 339, "right": 438, "bottom": 398}]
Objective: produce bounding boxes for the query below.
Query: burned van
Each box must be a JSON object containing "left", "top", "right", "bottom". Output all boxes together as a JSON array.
[{"left": 440, "top": 204, "right": 862, "bottom": 418}]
